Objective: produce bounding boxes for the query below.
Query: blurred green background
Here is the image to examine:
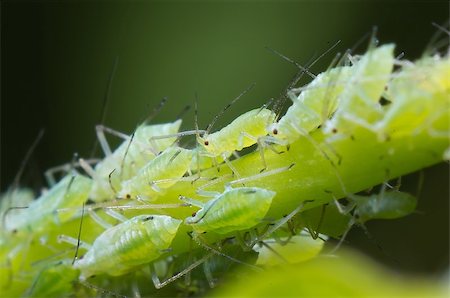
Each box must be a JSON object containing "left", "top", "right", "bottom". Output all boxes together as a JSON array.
[{"left": 2, "top": 0, "right": 448, "bottom": 278}]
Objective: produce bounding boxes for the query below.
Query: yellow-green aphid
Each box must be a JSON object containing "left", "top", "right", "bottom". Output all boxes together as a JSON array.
[
  {"left": 4, "top": 174, "right": 92, "bottom": 237},
  {"left": 118, "top": 147, "right": 194, "bottom": 201},
  {"left": 73, "top": 214, "right": 181, "bottom": 280},
  {"left": 80, "top": 120, "right": 182, "bottom": 202},
  {"left": 323, "top": 44, "right": 395, "bottom": 135},
  {"left": 184, "top": 186, "right": 275, "bottom": 235},
  {"left": 197, "top": 108, "right": 276, "bottom": 172},
  {"left": 375, "top": 53, "right": 450, "bottom": 140},
  {"left": 265, "top": 65, "right": 353, "bottom": 145}
]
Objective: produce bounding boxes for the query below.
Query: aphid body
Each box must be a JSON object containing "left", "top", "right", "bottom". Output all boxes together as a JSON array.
[
  {"left": 323, "top": 44, "right": 395, "bottom": 135},
  {"left": 266, "top": 65, "right": 353, "bottom": 145},
  {"left": 185, "top": 186, "right": 276, "bottom": 235},
  {"left": 118, "top": 146, "right": 194, "bottom": 201},
  {"left": 84, "top": 120, "right": 182, "bottom": 202},
  {"left": 74, "top": 214, "right": 181, "bottom": 279},
  {"left": 4, "top": 174, "right": 92, "bottom": 236},
  {"left": 375, "top": 54, "right": 450, "bottom": 139},
  {"left": 197, "top": 108, "right": 276, "bottom": 158}
]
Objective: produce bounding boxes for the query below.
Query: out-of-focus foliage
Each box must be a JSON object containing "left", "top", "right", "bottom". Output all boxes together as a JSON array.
[{"left": 213, "top": 249, "right": 448, "bottom": 297}]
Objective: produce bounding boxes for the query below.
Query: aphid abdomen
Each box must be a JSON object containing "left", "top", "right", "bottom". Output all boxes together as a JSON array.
[
  {"left": 74, "top": 215, "right": 181, "bottom": 279},
  {"left": 271, "top": 66, "right": 353, "bottom": 144},
  {"left": 325, "top": 44, "right": 395, "bottom": 133},
  {"left": 118, "top": 147, "right": 194, "bottom": 200},
  {"left": 202, "top": 109, "right": 275, "bottom": 154},
  {"left": 378, "top": 56, "right": 450, "bottom": 138},
  {"left": 88, "top": 120, "right": 182, "bottom": 202},
  {"left": 186, "top": 187, "right": 275, "bottom": 235},
  {"left": 6, "top": 175, "right": 92, "bottom": 235}
]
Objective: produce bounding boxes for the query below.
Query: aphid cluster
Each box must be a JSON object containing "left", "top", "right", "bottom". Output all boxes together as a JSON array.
[{"left": 1, "top": 38, "right": 448, "bottom": 297}]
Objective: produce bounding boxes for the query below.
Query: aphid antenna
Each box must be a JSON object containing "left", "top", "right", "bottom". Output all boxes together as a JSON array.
[
  {"left": 204, "top": 83, "right": 256, "bottom": 136},
  {"left": 175, "top": 104, "right": 192, "bottom": 121},
  {"left": 264, "top": 46, "right": 317, "bottom": 79},
  {"left": 90, "top": 56, "right": 119, "bottom": 158},
  {"left": 349, "top": 27, "right": 377, "bottom": 55},
  {"left": 72, "top": 202, "right": 86, "bottom": 265},
  {"left": 428, "top": 21, "right": 450, "bottom": 56},
  {"left": 8, "top": 128, "right": 45, "bottom": 194},
  {"left": 227, "top": 164, "right": 295, "bottom": 187},
  {"left": 142, "top": 96, "right": 168, "bottom": 124},
  {"left": 119, "top": 131, "right": 136, "bottom": 180}
]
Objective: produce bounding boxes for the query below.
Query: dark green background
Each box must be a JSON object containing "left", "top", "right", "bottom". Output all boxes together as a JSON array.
[{"left": 1, "top": 0, "right": 448, "bottom": 276}]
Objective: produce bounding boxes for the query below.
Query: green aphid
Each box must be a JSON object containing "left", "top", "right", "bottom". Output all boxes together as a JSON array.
[
  {"left": 184, "top": 186, "right": 275, "bottom": 235},
  {"left": 118, "top": 147, "right": 194, "bottom": 201},
  {"left": 74, "top": 214, "right": 181, "bottom": 280},
  {"left": 80, "top": 120, "right": 183, "bottom": 202},
  {"left": 4, "top": 174, "right": 92, "bottom": 237}
]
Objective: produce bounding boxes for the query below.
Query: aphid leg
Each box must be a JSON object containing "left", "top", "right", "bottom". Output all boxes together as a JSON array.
[
  {"left": 151, "top": 253, "right": 213, "bottom": 289},
  {"left": 222, "top": 153, "right": 241, "bottom": 178},
  {"left": 44, "top": 158, "right": 99, "bottom": 186},
  {"left": 227, "top": 164, "right": 295, "bottom": 186},
  {"left": 238, "top": 132, "right": 268, "bottom": 171},
  {"left": 179, "top": 195, "right": 205, "bottom": 208},
  {"left": 87, "top": 208, "right": 113, "bottom": 229},
  {"left": 95, "top": 124, "right": 130, "bottom": 157},
  {"left": 202, "top": 258, "right": 216, "bottom": 288},
  {"left": 190, "top": 233, "right": 262, "bottom": 271},
  {"left": 79, "top": 158, "right": 99, "bottom": 180},
  {"left": 148, "top": 130, "right": 206, "bottom": 155},
  {"left": 57, "top": 235, "right": 92, "bottom": 251},
  {"left": 250, "top": 200, "right": 312, "bottom": 247},
  {"left": 104, "top": 209, "right": 128, "bottom": 223}
]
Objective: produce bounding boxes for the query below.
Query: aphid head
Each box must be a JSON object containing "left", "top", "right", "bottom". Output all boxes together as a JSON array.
[
  {"left": 267, "top": 123, "right": 281, "bottom": 137},
  {"left": 197, "top": 134, "right": 215, "bottom": 153}
]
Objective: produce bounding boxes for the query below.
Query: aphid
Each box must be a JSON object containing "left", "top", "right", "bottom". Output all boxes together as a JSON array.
[
  {"left": 331, "top": 183, "right": 418, "bottom": 252},
  {"left": 195, "top": 86, "right": 276, "bottom": 173},
  {"left": 264, "top": 64, "right": 353, "bottom": 145},
  {"left": 118, "top": 146, "right": 194, "bottom": 201},
  {"left": 374, "top": 53, "right": 450, "bottom": 140},
  {"left": 183, "top": 186, "right": 275, "bottom": 235},
  {"left": 3, "top": 174, "right": 92, "bottom": 237},
  {"left": 323, "top": 43, "right": 396, "bottom": 136},
  {"left": 79, "top": 119, "right": 183, "bottom": 202},
  {"left": 72, "top": 214, "right": 181, "bottom": 280}
]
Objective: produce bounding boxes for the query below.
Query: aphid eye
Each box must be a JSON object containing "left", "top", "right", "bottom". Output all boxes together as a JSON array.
[
  {"left": 191, "top": 212, "right": 197, "bottom": 217},
  {"left": 332, "top": 128, "right": 338, "bottom": 134},
  {"left": 273, "top": 128, "right": 278, "bottom": 135},
  {"left": 126, "top": 194, "right": 131, "bottom": 199},
  {"left": 143, "top": 216, "right": 154, "bottom": 221},
  {"left": 204, "top": 140, "right": 209, "bottom": 146}
]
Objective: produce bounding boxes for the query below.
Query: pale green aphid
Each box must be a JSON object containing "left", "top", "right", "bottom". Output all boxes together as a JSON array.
[
  {"left": 73, "top": 214, "right": 181, "bottom": 280},
  {"left": 3, "top": 174, "right": 92, "bottom": 237},
  {"left": 184, "top": 186, "right": 275, "bottom": 234},
  {"left": 80, "top": 120, "right": 183, "bottom": 202},
  {"left": 197, "top": 108, "right": 276, "bottom": 172},
  {"left": 118, "top": 146, "right": 194, "bottom": 201},
  {"left": 323, "top": 44, "right": 395, "bottom": 136},
  {"left": 265, "top": 65, "right": 353, "bottom": 145},
  {"left": 375, "top": 54, "right": 450, "bottom": 139}
]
